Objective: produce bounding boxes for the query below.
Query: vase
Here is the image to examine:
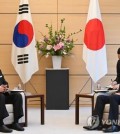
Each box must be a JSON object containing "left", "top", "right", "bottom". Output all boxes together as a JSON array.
[{"left": 52, "top": 56, "right": 62, "bottom": 69}]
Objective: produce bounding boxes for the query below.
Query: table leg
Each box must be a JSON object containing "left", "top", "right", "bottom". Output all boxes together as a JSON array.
[
  {"left": 25, "top": 96, "right": 28, "bottom": 127},
  {"left": 41, "top": 95, "right": 44, "bottom": 124},
  {"left": 92, "top": 96, "right": 94, "bottom": 115},
  {"left": 75, "top": 94, "right": 79, "bottom": 124}
]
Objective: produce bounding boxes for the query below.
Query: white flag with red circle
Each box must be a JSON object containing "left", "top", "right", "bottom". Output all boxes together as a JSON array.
[{"left": 83, "top": 0, "right": 107, "bottom": 83}]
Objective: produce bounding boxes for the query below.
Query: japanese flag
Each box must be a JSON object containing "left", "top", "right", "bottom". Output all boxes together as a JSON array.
[{"left": 83, "top": 0, "right": 107, "bottom": 83}]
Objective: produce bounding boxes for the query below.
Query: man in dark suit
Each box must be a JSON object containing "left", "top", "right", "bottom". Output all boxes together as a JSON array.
[
  {"left": 0, "top": 69, "right": 24, "bottom": 133},
  {"left": 83, "top": 48, "right": 120, "bottom": 133}
]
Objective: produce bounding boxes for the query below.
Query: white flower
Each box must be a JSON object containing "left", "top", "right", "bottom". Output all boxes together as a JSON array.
[
  {"left": 46, "top": 45, "right": 52, "bottom": 50},
  {"left": 67, "top": 45, "right": 70, "bottom": 48},
  {"left": 63, "top": 51, "right": 67, "bottom": 55}
]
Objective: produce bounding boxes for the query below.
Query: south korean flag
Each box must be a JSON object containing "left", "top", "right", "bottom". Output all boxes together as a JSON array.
[{"left": 11, "top": 0, "right": 39, "bottom": 84}]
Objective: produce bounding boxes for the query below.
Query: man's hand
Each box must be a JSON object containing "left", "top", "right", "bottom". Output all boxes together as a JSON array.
[
  {"left": 113, "top": 84, "right": 120, "bottom": 90},
  {"left": 111, "top": 80, "right": 117, "bottom": 86},
  {"left": 115, "top": 92, "right": 120, "bottom": 95},
  {"left": 2, "top": 84, "right": 7, "bottom": 89},
  {"left": 0, "top": 85, "right": 6, "bottom": 92}
]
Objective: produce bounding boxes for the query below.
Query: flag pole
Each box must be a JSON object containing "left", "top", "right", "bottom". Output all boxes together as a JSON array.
[
  {"left": 23, "top": 83, "right": 26, "bottom": 92},
  {"left": 91, "top": 79, "right": 95, "bottom": 93}
]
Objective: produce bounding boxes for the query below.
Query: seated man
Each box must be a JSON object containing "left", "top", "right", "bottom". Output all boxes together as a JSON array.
[
  {"left": 0, "top": 69, "right": 25, "bottom": 133},
  {"left": 83, "top": 48, "right": 120, "bottom": 133}
]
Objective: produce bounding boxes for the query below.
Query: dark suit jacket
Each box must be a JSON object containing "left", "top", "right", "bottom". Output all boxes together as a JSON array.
[
  {"left": 0, "top": 70, "right": 9, "bottom": 87},
  {"left": 114, "top": 59, "right": 120, "bottom": 84},
  {"left": 114, "top": 59, "right": 120, "bottom": 91}
]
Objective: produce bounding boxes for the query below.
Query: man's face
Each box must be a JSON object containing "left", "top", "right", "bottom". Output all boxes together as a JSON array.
[{"left": 118, "top": 54, "right": 120, "bottom": 59}]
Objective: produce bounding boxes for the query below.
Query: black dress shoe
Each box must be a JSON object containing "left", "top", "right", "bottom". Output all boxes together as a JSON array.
[
  {"left": 83, "top": 124, "right": 103, "bottom": 131},
  {"left": 83, "top": 125, "right": 95, "bottom": 130},
  {"left": 0, "top": 125, "right": 12, "bottom": 133},
  {"left": 12, "top": 123, "right": 24, "bottom": 131},
  {"left": 103, "top": 125, "right": 119, "bottom": 133},
  {"left": 96, "top": 125, "right": 104, "bottom": 130}
]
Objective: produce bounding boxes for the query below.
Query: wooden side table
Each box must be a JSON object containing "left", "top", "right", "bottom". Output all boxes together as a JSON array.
[
  {"left": 75, "top": 93, "right": 94, "bottom": 124},
  {"left": 25, "top": 94, "right": 45, "bottom": 126}
]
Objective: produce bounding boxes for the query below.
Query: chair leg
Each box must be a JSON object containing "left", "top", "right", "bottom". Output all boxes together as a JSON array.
[{"left": 25, "top": 96, "right": 28, "bottom": 127}]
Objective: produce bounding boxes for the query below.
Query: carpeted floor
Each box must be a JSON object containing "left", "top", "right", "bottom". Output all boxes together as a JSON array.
[{"left": 10, "top": 107, "right": 120, "bottom": 134}]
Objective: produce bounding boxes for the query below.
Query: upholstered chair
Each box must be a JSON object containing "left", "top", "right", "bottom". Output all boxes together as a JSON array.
[{"left": 3, "top": 92, "right": 26, "bottom": 126}]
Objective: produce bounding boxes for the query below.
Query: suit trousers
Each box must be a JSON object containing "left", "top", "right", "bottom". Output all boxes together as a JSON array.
[
  {"left": 0, "top": 92, "right": 24, "bottom": 123},
  {"left": 94, "top": 94, "right": 120, "bottom": 124}
]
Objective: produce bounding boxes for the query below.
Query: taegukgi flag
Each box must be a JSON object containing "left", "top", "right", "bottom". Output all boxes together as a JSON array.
[
  {"left": 11, "top": 0, "right": 39, "bottom": 84},
  {"left": 83, "top": 0, "right": 107, "bottom": 83}
]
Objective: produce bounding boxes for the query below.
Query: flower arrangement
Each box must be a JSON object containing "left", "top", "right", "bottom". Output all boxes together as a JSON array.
[{"left": 36, "top": 18, "right": 82, "bottom": 57}]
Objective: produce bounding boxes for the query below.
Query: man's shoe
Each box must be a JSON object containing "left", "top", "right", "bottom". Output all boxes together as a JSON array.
[
  {"left": 103, "top": 125, "right": 119, "bottom": 133},
  {"left": 83, "top": 125, "right": 95, "bottom": 130},
  {"left": 83, "top": 124, "right": 103, "bottom": 131},
  {"left": 12, "top": 123, "right": 24, "bottom": 131},
  {"left": 96, "top": 125, "right": 104, "bottom": 130},
  {"left": 0, "top": 125, "right": 12, "bottom": 133}
]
